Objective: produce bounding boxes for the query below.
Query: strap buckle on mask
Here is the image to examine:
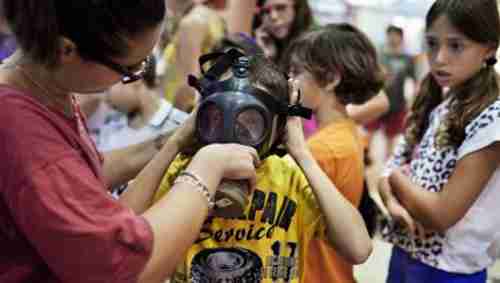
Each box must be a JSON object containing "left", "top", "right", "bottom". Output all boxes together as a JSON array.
[
  {"left": 281, "top": 73, "right": 312, "bottom": 119},
  {"left": 269, "top": 90, "right": 313, "bottom": 158},
  {"left": 279, "top": 90, "right": 313, "bottom": 120},
  {"left": 187, "top": 48, "right": 246, "bottom": 94}
]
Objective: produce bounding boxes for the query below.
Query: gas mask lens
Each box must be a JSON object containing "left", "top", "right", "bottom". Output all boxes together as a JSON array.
[
  {"left": 235, "top": 109, "right": 266, "bottom": 146},
  {"left": 198, "top": 103, "right": 224, "bottom": 143}
]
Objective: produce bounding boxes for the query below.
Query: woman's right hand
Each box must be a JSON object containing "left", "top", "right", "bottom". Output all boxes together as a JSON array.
[
  {"left": 255, "top": 27, "right": 277, "bottom": 60},
  {"left": 186, "top": 143, "right": 261, "bottom": 195}
]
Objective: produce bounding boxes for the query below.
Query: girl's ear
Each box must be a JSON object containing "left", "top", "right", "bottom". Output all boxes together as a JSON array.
[{"left": 325, "top": 72, "right": 341, "bottom": 93}]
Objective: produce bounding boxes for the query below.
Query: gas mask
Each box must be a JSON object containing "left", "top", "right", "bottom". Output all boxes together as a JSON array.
[{"left": 188, "top": 48, "right": 312, "bottom": 158}]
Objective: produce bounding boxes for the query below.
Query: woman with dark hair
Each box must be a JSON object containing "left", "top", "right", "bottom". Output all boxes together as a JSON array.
[
  {"left": 378, "top": 0, "right": 500, "bottom": 282},
  {"left": 0, "top": 1, "right": 259, "bottom": 282},
  {"left": 255, "top": 0, "right": 314, "bottom": 64}
]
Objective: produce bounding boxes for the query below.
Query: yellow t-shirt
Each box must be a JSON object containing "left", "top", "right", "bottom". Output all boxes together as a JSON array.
[
  {"left": 154, "top": 155, "right": 326, "bottom": 283},
  {"left": 304, "top": 119, "right": 365, "bottom": 283},
  {"left": 162, "top": 5, "right": 225, "bottom": 105}
]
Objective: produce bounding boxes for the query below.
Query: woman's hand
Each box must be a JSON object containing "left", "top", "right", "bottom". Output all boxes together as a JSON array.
[
  {"left": 255, "top": 27, "right": 277, "bottom": 60},
  {"left": 187, "top": 143, "right": 261, "bottom": 194}
]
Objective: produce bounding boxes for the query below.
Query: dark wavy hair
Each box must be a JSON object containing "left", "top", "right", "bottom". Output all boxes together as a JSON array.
[
  {"left": 405, "top": 0, "right": 500, "bottom": 150},
  {"left": 3, "top": 0, "right": 165, "bottom": 66},
  {"left": 282, "top": 23, "right": 385, "bottom": 105},
  {"left": 255, "top": 0, "right": 314, "bottom": 63}
]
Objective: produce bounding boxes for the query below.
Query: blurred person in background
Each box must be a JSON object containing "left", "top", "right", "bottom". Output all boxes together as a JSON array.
[
  {"left": 161, "top": 0, "right": 225, "bottom": 112},
  {"left": 80, "top": 56, "right": 188, "bottom": 191},
  {"left": 366, "top": 25, "right": 416, "bottom": 159},
  {"left": 255, "top": 0, "right": 314, "bottom": 64}
]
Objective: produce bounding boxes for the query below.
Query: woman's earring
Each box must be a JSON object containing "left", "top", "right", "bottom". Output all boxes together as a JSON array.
[{"left": 485, "top": 57, "right": 498, "bottom": 67}]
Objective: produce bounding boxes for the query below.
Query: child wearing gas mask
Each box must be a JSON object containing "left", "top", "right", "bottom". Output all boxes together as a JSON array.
[
  {"left": 281, "top": 24, "right": 385, "bottom": 283},
  {"left": 152, "top": 49, "right": 372, "bottom": 282}
]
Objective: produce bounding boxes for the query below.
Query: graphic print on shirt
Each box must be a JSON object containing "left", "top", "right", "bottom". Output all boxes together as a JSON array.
[
  {"left": 158, "top": 156, "right": 320, "bottom": 283},
  {"left": 189, "top": 188, "right": 301, "bottom": 282},
  {"left": 190, "top": 247, "right": 263, "bottom": 282}
]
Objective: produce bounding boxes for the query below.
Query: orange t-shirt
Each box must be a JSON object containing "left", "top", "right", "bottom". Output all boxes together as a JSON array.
[{"left": 304, "top": 119, "right": 365, "bottom": 283}]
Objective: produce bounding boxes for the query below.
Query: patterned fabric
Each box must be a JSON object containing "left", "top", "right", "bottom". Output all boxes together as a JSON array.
[{"left": 381, "top": 98, "right": 500, "bottom": 273}]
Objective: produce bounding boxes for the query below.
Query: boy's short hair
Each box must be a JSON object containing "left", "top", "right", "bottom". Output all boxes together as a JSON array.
[
  {"left": 283, "top": 23, "right": 384, "bottom": 105},
  {"left": 386, "top": 25, "right": 404, "bottom": 37},
  {"left": 247, "top": 54, "right": 289, "bottom": 105},
  {"left": 246, "top": 54, "right": 289, "bottom": 131}
]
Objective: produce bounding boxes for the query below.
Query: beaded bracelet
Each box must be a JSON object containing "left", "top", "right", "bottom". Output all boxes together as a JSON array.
[{"left": 174, "top": 171, "right": 215, "bottom": 210}]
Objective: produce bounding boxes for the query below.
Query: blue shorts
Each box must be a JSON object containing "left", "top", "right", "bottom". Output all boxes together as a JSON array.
[{"left": 387, "top": 247, "right": 487, "bottom": 283}]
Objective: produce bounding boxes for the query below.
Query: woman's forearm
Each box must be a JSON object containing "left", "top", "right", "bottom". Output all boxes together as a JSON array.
[
  {"left": 139, "top": 183, "right": 210, "bottom": 283},
  {"left": 102, "top": 139, "right": 159, "bottom": 189},
  {"left": 119, "top": 136, "right": 181, "bottom": 214}
]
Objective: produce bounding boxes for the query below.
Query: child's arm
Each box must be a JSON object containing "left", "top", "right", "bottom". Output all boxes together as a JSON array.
[
  {"left": 346, "top": 90, "right": 390, "bottom": 124},
  {"left": 224, "top": 0, "right": 257, "bottom": 35},
  {"left": 291, "top": 146, "right": 372, "bottom": 264},
  {"left": 389, "top": 142, "right": 500, "bottom": 232},
  {"left": 377, "top": 135, "right": 415, "bottom": 228},
  {"left": 285, "top": 81, "right": 372, "bottom": 264}
]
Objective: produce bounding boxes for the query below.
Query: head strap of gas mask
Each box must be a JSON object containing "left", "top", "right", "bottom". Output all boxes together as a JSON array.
[{"left": 188, "top": 48, "right": 312, "bottom": 157}]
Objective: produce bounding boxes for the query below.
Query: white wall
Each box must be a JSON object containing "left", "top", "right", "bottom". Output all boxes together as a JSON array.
[{"left": 309, "top": 0, "right": 432, "bottom": 55}]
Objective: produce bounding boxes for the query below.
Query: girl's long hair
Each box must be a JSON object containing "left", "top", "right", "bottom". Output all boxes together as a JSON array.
[
  {"left": 255, "top": 0, "right": 313, "bottom": 63},
  {"left": 406, "top": 0, "right": 500, "bottom": 150}
]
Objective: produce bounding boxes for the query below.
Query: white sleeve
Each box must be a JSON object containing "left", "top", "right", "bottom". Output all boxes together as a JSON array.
[
  {"left": 155, "top": 100, "right": 188, "bottom": 134},
  {"left": 381, "top": 135, "right": 413, "bottom": 177},
  {"left": 458, "top": 100, "right": 500, "bottom": 160}
]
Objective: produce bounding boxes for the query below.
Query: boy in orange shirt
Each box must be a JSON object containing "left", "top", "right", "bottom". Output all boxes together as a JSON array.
[{"left": 283, "top": 23, "right": 385, "bottom": 282}]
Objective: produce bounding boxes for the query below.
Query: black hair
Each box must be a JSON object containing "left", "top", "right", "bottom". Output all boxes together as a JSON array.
[
  {"left": 3, "top": 0, "right": 165, "bottom": 66},
  {"left": 386, "top": 25, "right": 404, "bottom": 37},
  {"left": 248, "top": 53, "right": 289, "bottom": 107},
  {"left": 254, "top": 0, "right": 314, "bottom": 63}
]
